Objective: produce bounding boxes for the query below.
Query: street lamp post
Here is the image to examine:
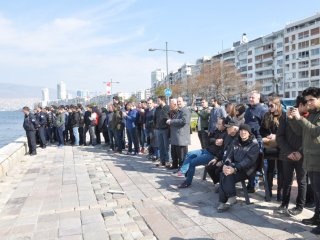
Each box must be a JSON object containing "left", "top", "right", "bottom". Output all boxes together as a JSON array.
[
  {"left": 103, "top": 79, "right": 120, "bottom": 96},
  {"left": 149, "top": 42, "right": 184, "bottom": 103}
]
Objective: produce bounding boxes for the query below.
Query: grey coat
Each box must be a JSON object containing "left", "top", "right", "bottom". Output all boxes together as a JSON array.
[{"left": 170, "top": 106, "right": 191, "bottom": 146}]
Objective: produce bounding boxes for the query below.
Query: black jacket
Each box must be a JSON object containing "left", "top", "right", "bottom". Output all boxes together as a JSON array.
[
  {"left": 154, "top": 104, "right": 170, "bottom": 130},
  {"left": 70, "top": 112, "right": 80, "bottom": 128},
  {"left": 84, "top": 111, "right": 91, "bottom": 126},
  {"left": 98, "top": 112, "right": 107, "bottom": 131},
  {"left": 36, "top": 112, "right": 47, "bottom": 127},
  {"left": 276, "top": 114, "right": 303, "bottom": 161},
  {"left": 225, "top": 135, "right": 260, "bottom": 176},
  {"left": 23, "top": 113, "right": 38, "bottom": 131},
  {"left": 220, "top": 133, "right": 239, "bottom": 162},
  {"left": 206, "top": 129, "right": 227, "bottom": 159},
  {"left": 244, "top": 104, "right": 268, "bottom": 141}
]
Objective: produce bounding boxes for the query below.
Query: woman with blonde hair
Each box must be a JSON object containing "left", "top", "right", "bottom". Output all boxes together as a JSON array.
[{"left": 260, "top": 96, "right": 284, "bottom": 201}]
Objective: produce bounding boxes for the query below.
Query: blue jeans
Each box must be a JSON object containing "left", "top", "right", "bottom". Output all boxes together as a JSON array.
[
  {"left": 115, "top": 129, "right": 124, "bottom": 152},
  {"left": 73, "top": 127, "right": 79, "bottom": 145},
  {"left": 56, "top": 127, "right": 64, "bottom": 146},
  {"left": 108, "top": 128, "right": 115, "bottom": 150},
  {"left": 126, "top": 127, "right": 139, "bottom": 153},
  {"left": 156, "top": 129, "right": 169, "bottom": 163},
  {"left": 181, "top": 149, "right": 214, "bottom": 185}
]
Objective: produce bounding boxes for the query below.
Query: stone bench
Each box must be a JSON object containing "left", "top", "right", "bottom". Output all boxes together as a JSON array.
[{"left": 0, "top": 137, "right": 27, "bottom": 178}]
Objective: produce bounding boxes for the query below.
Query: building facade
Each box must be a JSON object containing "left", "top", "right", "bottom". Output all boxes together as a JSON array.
[{"left": 57, "top": 81, "right": 67, "bottom": 100}]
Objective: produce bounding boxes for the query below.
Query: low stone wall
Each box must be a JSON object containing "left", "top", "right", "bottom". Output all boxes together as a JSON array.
[{"left": 0, "top": 137, "right": 27, "bottom": 178}]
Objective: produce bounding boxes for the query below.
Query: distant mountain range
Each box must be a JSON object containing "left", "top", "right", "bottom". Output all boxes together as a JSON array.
[{"left": 0, "top": 82, "right": 57, "bottom": 99}]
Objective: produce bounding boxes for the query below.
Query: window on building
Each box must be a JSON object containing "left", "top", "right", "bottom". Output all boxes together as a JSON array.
[
  {"left": 277, "top": 69, "right": 283, "bottom": 74},
  {"left": 311, "top": 58, "right": 320, "bottom": 67},
  {"left": 277, "top": 42, "right": 283, "bottom": 48},
  {"left": 292, "top": 53, "right": 296, "bottom": 60},
  {"left": 292, "top": 72, "right": 296, "bottom": 78},
  {"left": 292, "top": 91, "right": 297, "bottom": 98},
  {"left": 248, "top": 58, "right": 252, "bottom": 63},
  {"left": 248, "top": 50, "right": 252, "bottom": 55},
  {"left": 311, "top": 80, "right": 320, "bottom": 87},
  {"left": 298, "top": 71, "right": 309, "bottom": 78},
  {"left": 248, "top": 66, "right": 253, "bottom": 70},
  {"left": 277, "top": 51, "right": 283, "bottom": 56},
  {"left": 285, "top": 37, "right": 289, "bottom": 43},
  {"left": 311, "top": 69, "right": 320, "bottom": 77},
  {"left": 292, "top": 82, "right": 296, "bottom": 88},
  {"left": 311, "top": 27, "right": 320, "bottom": 36},
  {"left": 292, "top": 44, "right": 296, "bottom": 51},
  {"left": 292, "top": 63, "right": 296, "bottom": 69},
  {"left": 298, "top": 80, "right": 310, "bottom": 88},
  {"left": 292, "top": 35, "right": 296, "bottom": 41},
  {"left": 311, "top": 48, "right": 320, "bottom": 56},
  {"left": 277, "top": 59, "right": 283, "bottom": 65},
  {"left": 298, "top": 51, "right": 309, "bottom": 59},
  {"left": 311, "top": 38, "right": 320, "bottom": 46},
  {"left": 285, "top": 46, "right": 290, "bottom": 52},
  {"left": 256, "top": 63, "right": 262, "bottom": 68},
  {"left": 298, "top": 60, "right": 309, "bottom": 69},
  {"left": 285, "top": 55, "right": 290, "bottom": 61},
  {"left": 298, "top": 40, "right": 309, "bottom": 49},
  {"left": 298, "top": 30, "right": 309, "bottom": 39}
]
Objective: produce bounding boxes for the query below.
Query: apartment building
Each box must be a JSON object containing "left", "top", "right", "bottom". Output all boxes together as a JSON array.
[{"left": 283, "top": 13, "right": 320, "bottom": 98}]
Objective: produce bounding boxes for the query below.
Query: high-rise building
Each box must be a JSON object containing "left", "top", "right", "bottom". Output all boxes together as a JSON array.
[
  {"left": 283, "top": 13, "right": 320, "bottom": 98},
  {"left": 135, "top": 90, "right": 145, "bottom": 101},
  {"left": 151, "top": 69, "right": 165, "bottom": 95},
  {"left": 42, "top": 88, "right": 49, "bottom": 102},
  {"left": 77, "top": 90, "right": 89, "bottom": 98},
  {"left": 57, "top": 81, "right": 67, "bottom": 100},
  {"left": 145, "top": 89, "right": 151, "bottom": 100}
]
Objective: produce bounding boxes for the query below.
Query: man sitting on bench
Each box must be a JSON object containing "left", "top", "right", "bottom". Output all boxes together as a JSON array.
[
  {"left": 217, "top": 124, "right": 260, "bottom": 212},
  {"left": 205, "top": 119, "right": 240, "bottom": 192}
]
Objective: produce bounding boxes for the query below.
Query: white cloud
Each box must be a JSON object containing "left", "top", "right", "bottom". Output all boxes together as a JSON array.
[{"left": 0, "top": 2, "right": 183, "bottom": 94}]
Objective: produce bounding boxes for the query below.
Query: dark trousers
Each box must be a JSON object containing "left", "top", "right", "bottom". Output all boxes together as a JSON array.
[
  {"left": 79, "top": 127, "right": 84, "bottom": 145},
  {"left": 38, "top": 126, "right": 47, "bottom": 147},
  {"left": 206, "top": 163, "right": 223, "bottom": 184},
  {"left": 281, "top": 160, "right": 306, "bottom": 209},
  {"left": 108, "top": 128, "right": 115, "bottom": 150},
  {"left": 156, "top": 129, "right": 169, "bottom": 163},
  {"left": 309, "top": 171, "right": 320, "bottom": 217},
  {"left": 95, "top": 128, "right": 101, "bottom": 144},
  {"left": 198, "top": 130, "right": 208, "bottom": 149},
  {"left": 171, "top": 145, "right": 188, "bottom": 168},
  {"left": 102, "top": 129, "right": 109, "bottom": 145},
  {"left": 45, "top": 127, "right": 53, "bottom": 143},
  {"left": 57, "top": 127, "right": 64, "bottom": 146},
  {"left": 126, "top": 127, "right": 139, "bottom": 153},
  {"left": 26, "top": 131, "right": 37, "bottom": 154},
  {"left": 115, "top": 129, "right": 124, "bottom": 152},
  {"left": 267, "top": 159, "right": 283, "bottom": 196},
  {"left": 219, "top": 170, "right": 249, "bottom": 203}
]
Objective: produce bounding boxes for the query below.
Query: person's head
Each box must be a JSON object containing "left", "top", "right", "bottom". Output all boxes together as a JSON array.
[
  {"left": 113, "top": 96, "right": 120, "bottom": 104},
  {"left": 294, "top": 95, "right": 308, "bottom": 115},
  {"left": 22, "top": 106, "right": 30, "bottom": 115},
  {"left": 141, "top": 100, "right": 147, "bottom": 109},
  {"left": 200, "top": 98, "right": 208, "bottom": 108},
  {"left": 177, "top": 97, "right": 185, "bottom": 109},
  {"left": 239, "top": 124, "right": 252, "bottom": 141},
  {"left": 224, "top": 119, "right": 239, "bottom": 136},
  {"left": 147, "top": 98, "right": 154, "bottom": 109},
  {"left": 45, "top": 107, "right": 50, "bottom": 112},
  {"left": 107, "top": 104, "right": 114, "bottom": 112},
  {"left": 268, "top": 97, "right": 282, "bottom": 116},
  {"left": 125, "top": 102, "right": 133, "bottom": 111},
  {"left": 170, "top": 98, "right": 178, "bottom": 110},
  {"left": 58, "top": 106, "right": 65, "bottom": 113},
  {"left": 216, "top": 118, "right": 226, "bottom": 131},
  {"left": 77, "top": 103, "right": 83, "bottom": 110},
  {"left": 225, "top": 102, "right": 236, "bottom": 117},
  {"left": 86, "top": 105, "right": 93, "bottom": 112},
  {"left": 248, "top": 91, "right": 261, "bottom": 106},
  {"left": 235, "top": 104, "right": 246, "bottom": 117},
  {"left": 210, "top": 97, "right": 221, "bottom": 107},
  {"left": 302, "top": 87, "right": 320, "bottom": 110},
  {"left": 157, "top": 96, "right": 166, "bottom": 106}
]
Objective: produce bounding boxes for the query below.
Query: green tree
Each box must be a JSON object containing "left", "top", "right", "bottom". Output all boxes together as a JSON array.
[{"left": 154, "top": 85, "right": 166, "bottom": 97}]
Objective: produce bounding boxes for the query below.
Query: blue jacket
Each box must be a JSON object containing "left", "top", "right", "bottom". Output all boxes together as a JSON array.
[
  {"left": 244, "top": 104, "right": 268, "bottom": 141},
  {"left": 208, "top": 106, "right": 227, "bottom": 134},
  {"left": 125, "top": 109, "right": 138, "bottom": 129}
]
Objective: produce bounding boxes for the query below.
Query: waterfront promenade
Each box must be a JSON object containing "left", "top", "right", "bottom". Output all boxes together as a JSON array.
[{"left": 0, "top": 134, "right": 318, "bottom": 240}]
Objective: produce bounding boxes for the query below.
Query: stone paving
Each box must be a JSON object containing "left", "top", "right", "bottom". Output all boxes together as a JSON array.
[{"left": 0, "top": 133, "right": 319, "bottom": 240}]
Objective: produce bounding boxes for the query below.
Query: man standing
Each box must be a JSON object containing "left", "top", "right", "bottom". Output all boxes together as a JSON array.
[
  {"left": 167, "top": 97, "right": 191, "bottom": 170},
  {"left": 244, "top": 90, "right": 268, "bottom": 192},
  {"left": 55, "top": 106, "right": 65, "bottom": 148},
  {"left": 154, "top": 96, "right": 170, "bottom": 167},
  {"left": 145, "top": 98, "right": 157, "bottom": 160},
  {"left": 288, "top": 87, "right": 320, "bottom": 235},
  {"left": 194, "top": 98, "right": 210, "bottom": 149},
  {"left": 70, "top": 105, "right": 80, "bottom": 146},
  {"left": 36, "top": 106, "right": 47, "bottom": 149},
  {"left": 208, "top": 97, "right": 227, "bottom": 135},
  {"left": 77, "top": 104, "right": 85, "bottom": 146},
  {"left": 22, "top": 106, "right": 38, "bottom": 156}
]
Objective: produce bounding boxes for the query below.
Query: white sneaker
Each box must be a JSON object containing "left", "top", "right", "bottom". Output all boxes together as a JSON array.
[{"left": 226, "top": 196, "right": 237, "bottom": 206}]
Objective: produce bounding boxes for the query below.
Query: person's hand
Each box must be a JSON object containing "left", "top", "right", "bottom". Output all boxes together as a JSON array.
[
  {"left": 293, "top": 152, "right": 302, "bottom": 161},
  {"left": 267, "top": 134, "right": 276, "bottom": 140},
  {"left": 287, "top": 109, "right": 293, "bottom": 119},
  {"left": 223, "top": 166, "right": 235, "bottom": 176},
  {"left": 216, "top": 161, "right": 222, "bottom": 167},
  {"left": 208, "top": 159, "right": 217, "bottom": 166},
  {"left": 291, "top": 108, "right": 301, "bottom": 120},
  {"left": 215, "top": 139, "right": 223, "bottom": 146},
  {"left": 122, "top": 112, "right": 127, "bottom": 117},
  {"left": 207, "top": 109, "right": 211, "bottom": 113},
  {"left": 166, "top": 119, "right": 171, "bottom": 125},
  {"left": 194, "top": 107, "right": 198, "bottom": 112},
  {"left": 140, "top": 109, "right": 145, "bottom": 113},
  {"left": 287, "top": 152, "right": 295, "bottom": 161}
]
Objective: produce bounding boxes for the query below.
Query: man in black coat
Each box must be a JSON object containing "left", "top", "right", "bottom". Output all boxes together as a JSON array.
[{"left": 22, "top": 106, "right": 38, "bottom": 156}]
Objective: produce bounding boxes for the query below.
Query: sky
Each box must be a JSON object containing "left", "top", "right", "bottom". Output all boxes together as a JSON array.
[{"left": 0, "top": 0, "right": 319, "bottom": 95}]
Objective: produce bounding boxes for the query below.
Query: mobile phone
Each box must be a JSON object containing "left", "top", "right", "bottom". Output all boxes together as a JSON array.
[{"left": 289, "top": 107, "right": 295, "bottom": 111}]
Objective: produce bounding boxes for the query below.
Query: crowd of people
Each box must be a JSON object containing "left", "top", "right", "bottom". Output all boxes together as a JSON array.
[{"left": 22, "top": 87, "right": 320, "bottom": 235}]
